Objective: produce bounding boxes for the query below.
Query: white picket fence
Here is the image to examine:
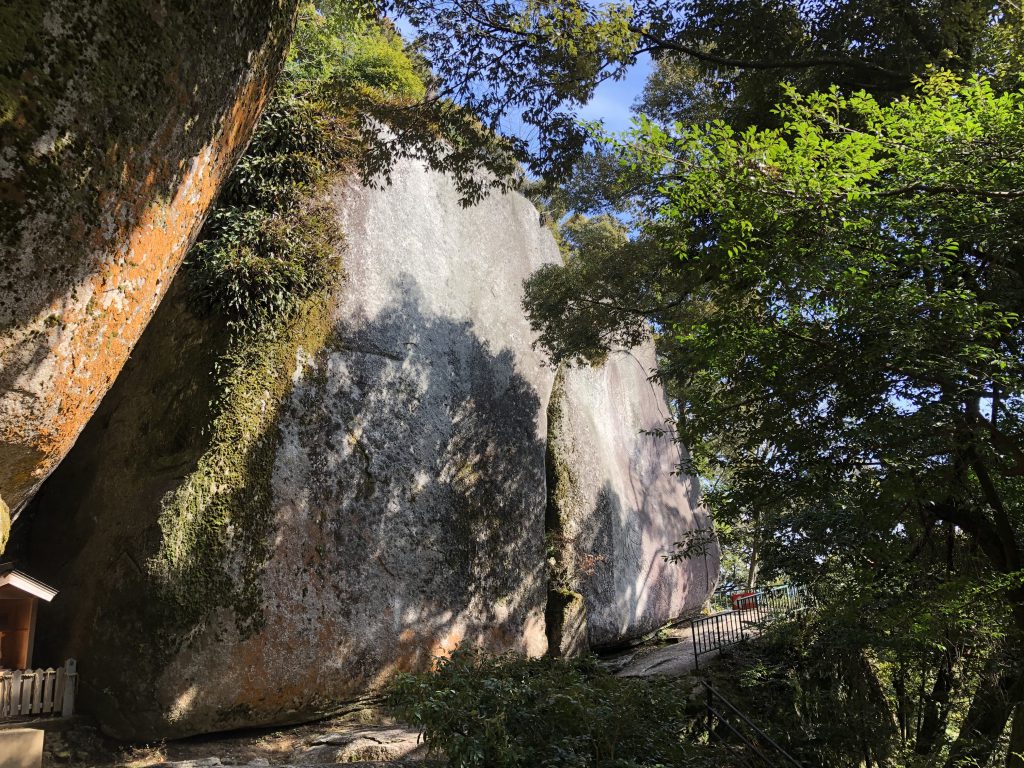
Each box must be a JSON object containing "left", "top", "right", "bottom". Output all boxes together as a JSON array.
[{"left": 0, "top": 659, "right": 76, "bottom": 719}]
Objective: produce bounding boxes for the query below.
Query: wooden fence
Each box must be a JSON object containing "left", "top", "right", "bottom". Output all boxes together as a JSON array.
[{"left": 0, "top": 659, "right": 76, "bottom": 719}]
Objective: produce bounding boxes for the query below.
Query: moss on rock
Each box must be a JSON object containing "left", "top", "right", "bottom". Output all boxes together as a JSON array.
[
  {"left": 545, "top": 587, "right": 587, "bottom": 658},
  {"left": 0, "top": 0, "right": 298, "bottom": 517},
  {"left": 544, "top": 366, "right": 570, "bottom": 536},
  {"left": 149, "top": 275, "right": 338, "bottom": 638},
  {"left": 544, "top": 365, "right": 592, "bottom": 655}
]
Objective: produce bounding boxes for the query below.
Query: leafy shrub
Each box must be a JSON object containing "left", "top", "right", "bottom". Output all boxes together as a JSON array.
[
  {"left": 221, "top": 95, "right": 350, "bottom": 209},
  {"left": 334, "top": 25, "right": 427, "bottom": 102},
  {"left": 186, "top": 199, "right": 339, "bottom": 331},
  {"left": 388, "top": 648, "right": 721, "bottom": 768},
  {"left": 286, "top": 2, "right": 426, "bottom": 103},
  {"left": 186, "top": 3, "right": 428, "bottom": 332},
  {"left": 184, "top": 91, "right": 347, "bottom": 331}
]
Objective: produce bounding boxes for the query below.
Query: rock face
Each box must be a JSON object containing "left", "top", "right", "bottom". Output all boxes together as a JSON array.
[
  {"left": 21, "top": 159, "right": 717, "bottom": 740},
  {"left": 23, "top": 162, "right": 556, "bottom": 739},
  {"left": 548, "top": 350, "right": 718, "bottom": 647},
  {"left": 261, "top": 166, "right": 558, "bottom": 672},
  {"left": 0, "top": 0, "right": 297, "bottom": 520}
]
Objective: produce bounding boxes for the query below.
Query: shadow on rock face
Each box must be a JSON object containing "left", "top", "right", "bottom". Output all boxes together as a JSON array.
[
  {"left": 15, "top": 272, "right": 549, "bottom": 739},
  {"left": 235, "top": 274, "right": 551, "bottom": 722},
  {"left": 550, "top": 348, "right": 717, "bottom": 648},
  {"left": 577, "top": 477, "right": 713, "bottom": 647}
]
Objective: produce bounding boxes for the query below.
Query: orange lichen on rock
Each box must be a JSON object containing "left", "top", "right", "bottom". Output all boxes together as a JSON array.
[
  {"left": 34, "top": 79, "right": 271, "bottom": 496},
  {"left": 0, "top": 0, "right": 298, "bottom": 519}
]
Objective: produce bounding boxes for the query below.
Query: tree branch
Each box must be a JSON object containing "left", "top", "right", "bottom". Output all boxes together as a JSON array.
[
  {"left": 635, "top": 30, "right": 905, "bottom": 78},
  {"left": 928, "top": 498, "right": 1008, "bottom": 574},
  {"left": 865, "top": 183, "right": 1024, "bottom": 200}
]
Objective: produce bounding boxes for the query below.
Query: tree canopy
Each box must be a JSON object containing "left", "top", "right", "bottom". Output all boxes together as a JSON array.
[
  {"left": 523, "top": 69, "right": 1024, "bottom": 765},
  {"left": 386, "top": 0, "right": 1010, "bottom": 177}
]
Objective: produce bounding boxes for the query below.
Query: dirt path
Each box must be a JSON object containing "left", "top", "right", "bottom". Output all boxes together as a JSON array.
[
  {"left": 608, "top": 613, "right": 764, "bottom": 678},
  {"left": 43, "top": 615, "right": 753, "bottom": 767},
  {"left": 41, "top": 710, "right": 434, "bottom": 768},
  {"left": 602, "top": 622, "right": 704, "bottom": 678}
]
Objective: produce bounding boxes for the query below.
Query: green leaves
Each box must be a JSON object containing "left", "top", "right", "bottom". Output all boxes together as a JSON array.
[
  {"left": 184, "top": 88, "right": 347, "bottom": 334},
  {"left": 387, "top": 0, "right": 1009, "bottom": 177},
  {"left": 187, "top": 201, "right": 339, "bottom": 334},
  {"left": 285, "top": 2, "right": 424, "bottom": 101},
  {"left": 185, "top": 5, "right": 435, "bottom": 333},
  {"left": 387, "top": 648, "right": 719, "bottom": 768},
  {"left": 524, "top": 71, "right": 1024, "bottom": 763}
]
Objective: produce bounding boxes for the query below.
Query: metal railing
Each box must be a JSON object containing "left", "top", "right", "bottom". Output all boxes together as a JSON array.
[
  {"left": 702, "top": 680, "right": 805, "bottom": 768},
  {"left": 709, "top": 585, "right": 738, "bottom": 614},
  {"left": 692, "top": 585, "right": 806, "bottom": 670}
]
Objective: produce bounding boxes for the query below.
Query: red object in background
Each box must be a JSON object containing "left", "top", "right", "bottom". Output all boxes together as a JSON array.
[{"left": 731, "top": 591, "right": 756, "bottom": 610}]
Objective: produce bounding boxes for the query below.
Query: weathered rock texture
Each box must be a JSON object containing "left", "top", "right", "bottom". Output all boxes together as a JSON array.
[
  {"left": 548, "top": 350, "right": 718, "bottom": 647},
  {"left": 20, "top": 159, "right": 716, "bottom": 740},
  {"left": 0, "top": 0, "right": 297, "bottom": 518},
  {"left": 22, "top": 161, "right": 555, "bottom": 739}
]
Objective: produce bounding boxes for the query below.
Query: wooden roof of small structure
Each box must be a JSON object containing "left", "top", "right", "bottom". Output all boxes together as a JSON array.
[{"left": 0, "top": 564, "right": 57, "bottom": 602}]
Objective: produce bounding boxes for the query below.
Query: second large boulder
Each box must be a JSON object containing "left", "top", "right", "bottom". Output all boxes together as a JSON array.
[{"left": 548, "top": 348, "right": 718, "bottom": 648}]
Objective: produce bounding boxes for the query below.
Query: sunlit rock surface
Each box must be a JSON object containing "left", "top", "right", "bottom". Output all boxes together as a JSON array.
[
  {"left": 550, "top": 348, "right": 718, "bottom": 647},
  {"left": 22, "top": 159, "right": 716, "bottom": 739},
  {"left": 0, "top": 0, "right": 296, "bottom": 520},
  {"left": 23, "top": 161, "right": 556, "bottom": 738}
]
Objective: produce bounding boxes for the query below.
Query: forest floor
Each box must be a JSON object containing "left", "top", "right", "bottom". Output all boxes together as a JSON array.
[
  {"left": 35, "top": 618, "right": 732, "bottom": 767},
  {"left": 36, "top": 707, "right": 433, "bottom": 767}
]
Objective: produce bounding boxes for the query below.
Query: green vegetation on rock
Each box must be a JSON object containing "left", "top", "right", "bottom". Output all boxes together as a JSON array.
[
  {"left": 543, "top": 587, "right": 587, "bottom": 659},
  {"left": 150, "top": 291, "right": 335, "bottom": 635},
  {"left": 543, "top": 366, "right": 586, "bottom": 655},
  {"left": 149, "top": 3, "right": 427, "bottom": 635}
]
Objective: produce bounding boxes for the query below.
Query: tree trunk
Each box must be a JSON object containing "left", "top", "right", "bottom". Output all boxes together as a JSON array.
[
  {"left": 895, "top": 664, "right": 909, "bottom": 742},
  {"left": 745, "top": 511, "right": 762, "bottom": 590},
  {"left": 945, "top": 649, "right": 1022, "bottom": 768},
  {"left": 917, "top": 646, "right": 960, "bottom": 754},
  {"left": 1007, "top": 701, "right": 1024, "bottom": 768},
  {"left": 746, "top": 541, "right": 760, "bottom": 590},
  {"left": 842, "top": 650, "right": 899, "bottom": 765}
]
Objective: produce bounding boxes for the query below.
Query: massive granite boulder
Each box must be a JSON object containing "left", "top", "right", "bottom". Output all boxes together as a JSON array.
[
  {"left": 21, "top": 159, "right": 717, "bottom": 739},
  {"left": 547, "top": 350, "right": 718, "bottom": 649},
  {"left": 0, "top": 0, "right": 297, "bottom": 522},
  {"left": 23, "top": 161, "right": 556, "bottom": 739}
]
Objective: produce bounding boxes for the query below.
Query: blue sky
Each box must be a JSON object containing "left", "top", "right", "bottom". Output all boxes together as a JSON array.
[
  {"left": 577, "top": 53, "right": 653, "bottom": 134},
  {"left": 395, "top": 13, "right": 652, "bottom": 137}
]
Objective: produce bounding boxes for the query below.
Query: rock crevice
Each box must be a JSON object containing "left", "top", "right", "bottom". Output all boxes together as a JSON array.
[{"left": 21, "top": 159, "right": 717, "bottom": 739}]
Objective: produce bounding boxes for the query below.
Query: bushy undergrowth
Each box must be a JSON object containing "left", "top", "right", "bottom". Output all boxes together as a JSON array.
[
  {"left": 385, "top": 629, "right": 964, "bottom": 768},
  {"left": 187, "top": 188, "right": 341, "bottom": 333},
  {"left": 388, "top": 648, "right": 734, "bottom": 768},
  {"left": 152, "top": 5, "right": 429, "bottom": 632},
  {"left": 702, "top": 619, "right": 954, "bottom": 768},
  {"left": 185, "top": 2, "right": 426, "bottom": 333},
  {"left": 184, "top": 87, "right": 346, "bottom": 334}
]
